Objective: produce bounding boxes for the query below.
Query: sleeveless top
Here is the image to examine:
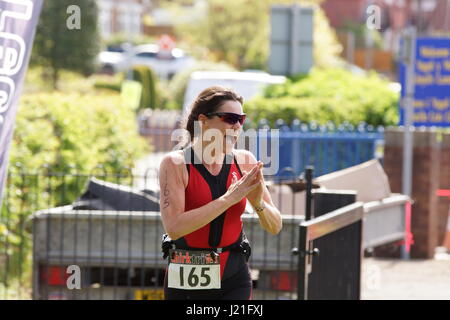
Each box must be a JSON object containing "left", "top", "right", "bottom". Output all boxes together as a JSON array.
[{"left": 172, "top": 147, "right": 248, "bottom": 280}]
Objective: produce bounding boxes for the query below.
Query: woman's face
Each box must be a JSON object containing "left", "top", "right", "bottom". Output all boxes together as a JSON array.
[{"left": 199, "top": 100, "right": 244, "bottom": 154}]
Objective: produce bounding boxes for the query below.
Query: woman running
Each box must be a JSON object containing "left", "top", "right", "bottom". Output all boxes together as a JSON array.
[{"left": 159, "top": 86, "right": 282, "bottom": 300}]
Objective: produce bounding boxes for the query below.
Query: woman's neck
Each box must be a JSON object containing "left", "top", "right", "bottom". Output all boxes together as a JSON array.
[{"left": 192, "top": 140, "right": 226, "bottom": 166}]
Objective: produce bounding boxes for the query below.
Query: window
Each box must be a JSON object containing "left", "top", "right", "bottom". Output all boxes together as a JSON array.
[{"left": 117, "top": 3, "right": 143, "bottom": 35}]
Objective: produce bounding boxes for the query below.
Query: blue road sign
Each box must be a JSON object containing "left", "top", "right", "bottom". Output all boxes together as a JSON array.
[{"left": 399, "top": 37, "right": 450, "bottom": 127}]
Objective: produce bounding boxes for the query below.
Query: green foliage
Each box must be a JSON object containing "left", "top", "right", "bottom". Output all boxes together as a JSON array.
[
  {"left": 245, "top": 68, "right": 399, "bottom": 127},
  {"left": 11, "top": 91, "right": 149, "bottom": 174},
  {"left": 341, "top": 22, "right": 384, "bottom": 50},
  {"left": 31, "top": 0, "right": 100, "bottom": 89},
  {"left": 148, "top": 68, "right": 158, "bottom": 109},
  {"left": 6, "top": 90, "right": 150, "bottom": 217},
  {"left": 170, "top": 0, "right": 342, "bottom": 70},
  {"left": 172, "top": 0, "right": 269, "bottom": 70},
  {"left": 92, "top": 74, "right": 124, "bottom": 92},
  {"left": 0, "top": 72, "right": 151, "bottom": 294},
  {"left": 131, "top": 65, "right": 159, "bottom": 110},
  {"left": 313, "top": 6, "right": 345, "bottom": 69}
]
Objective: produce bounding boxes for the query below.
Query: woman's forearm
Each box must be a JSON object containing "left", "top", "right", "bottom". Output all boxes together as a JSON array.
[
  {"left": 165, "top": 195, "right": 232, "bottom": 240},
  {"left": 254, "top": 201, "right": 282, "bottom": 235}
]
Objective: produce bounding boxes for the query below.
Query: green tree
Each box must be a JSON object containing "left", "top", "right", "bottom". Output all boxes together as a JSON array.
[
  {"left": 31, "top": 0, "right": 100, "bottom": 89},
  {"left": 165, "top": 0, "right": 343, "bottom": 70}
]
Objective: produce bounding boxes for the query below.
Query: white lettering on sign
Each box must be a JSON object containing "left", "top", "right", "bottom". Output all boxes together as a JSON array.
[
  {"left": 0, "top": 0, "right": 33, "bottom": 123},
  {"left": 0, "top": 0, "right": 33, "bottom": 31},
  {"left": 0, "top": 76, "right": 15, "bottom": 113}
]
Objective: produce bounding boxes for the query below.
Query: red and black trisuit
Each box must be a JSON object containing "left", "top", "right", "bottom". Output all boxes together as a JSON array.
[{"left": 163, "top": 147, "right": 252, "bottom": 300}]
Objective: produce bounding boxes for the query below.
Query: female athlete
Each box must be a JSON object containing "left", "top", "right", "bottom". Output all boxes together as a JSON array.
[{"left": 159, "top": 86, "right": 282, "bottom": 300}]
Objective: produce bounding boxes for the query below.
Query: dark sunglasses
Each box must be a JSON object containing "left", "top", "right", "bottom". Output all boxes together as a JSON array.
[{"left": 206, "top": 112, "right": 246, "bottom": 125}]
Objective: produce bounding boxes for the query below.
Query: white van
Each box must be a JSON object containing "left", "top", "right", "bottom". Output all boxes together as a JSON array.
[{"left": 183, "top": 71, "right": 286, "bottom": 113}]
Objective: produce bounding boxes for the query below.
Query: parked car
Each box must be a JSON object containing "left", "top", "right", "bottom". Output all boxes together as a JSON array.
[
  {"left": 97, "top": 47, "right": 128, "bottom": 74},
  {"left": 97, "top": 43, "right": 195, "bottom": 80}
]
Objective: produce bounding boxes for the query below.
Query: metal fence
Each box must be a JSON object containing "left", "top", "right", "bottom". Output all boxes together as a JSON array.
[
  {"left": 0, "top": 164, "right": 308, "bottom": 300},
  {"left": 273, "top": 120, "right": 384, "bottom": 177},
  {"left": 138, "top": 114, "right": 384, "bottom": 179}
]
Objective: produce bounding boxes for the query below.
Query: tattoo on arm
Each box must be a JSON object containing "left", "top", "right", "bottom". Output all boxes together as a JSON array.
[{"left": 163, "top": 169, "right": 170, "bottom": 209}]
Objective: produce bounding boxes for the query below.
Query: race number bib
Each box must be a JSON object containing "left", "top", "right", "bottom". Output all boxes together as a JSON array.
[{"left": 167, "top": 249, "right": 221, "bottom": 290}]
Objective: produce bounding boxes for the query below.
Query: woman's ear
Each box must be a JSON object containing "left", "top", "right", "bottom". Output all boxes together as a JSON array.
[{"left": 197, "top": 114, "right": 208, "bottom": 126}]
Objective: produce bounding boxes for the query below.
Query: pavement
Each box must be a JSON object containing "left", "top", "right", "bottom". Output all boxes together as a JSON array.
[{"left": 361, "top": 250, "right": 450, "bottom": 300}]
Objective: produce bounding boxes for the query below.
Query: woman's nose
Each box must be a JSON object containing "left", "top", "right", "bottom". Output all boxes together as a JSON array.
[{"left": 232, "top": 121, "right": 242, "bottom": 130}]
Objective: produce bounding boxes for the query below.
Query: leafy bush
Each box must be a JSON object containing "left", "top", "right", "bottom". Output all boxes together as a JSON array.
[
  {"left": 6, "top": 91, "right": 150, "bottom": 217},
  {"left": 92, "top": 74, "right": 124, "bottom": 92},
  {"left": 1, "top": 90, "right": 150, "bottom": 292},
  {"left": 24, "top": 67, "right": 126, "bottom": 95},
  {"left": 0, "top": 64, "right": 159, "bottom": 291},
  {"left": 11, "top": 91, "right": 149, "bottom": 174},
  {"left": 245, "top": 68, "right": 399, "bottom": 127},
  {"left": 132, "top": 65, "right": 159, "bottom": 110},
  {"left": 147, "top": 67, "right": 158, "bottom": 109}
]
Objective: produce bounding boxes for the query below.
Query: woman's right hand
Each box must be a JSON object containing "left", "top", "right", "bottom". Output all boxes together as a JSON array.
[{"left": 224, "top": 161, "right": 263, "bottom": 206}]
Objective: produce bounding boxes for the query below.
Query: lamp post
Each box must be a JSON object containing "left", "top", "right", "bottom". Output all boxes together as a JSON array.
[{"left": 400, "top": 26, "right": 417, "bottom": 260}]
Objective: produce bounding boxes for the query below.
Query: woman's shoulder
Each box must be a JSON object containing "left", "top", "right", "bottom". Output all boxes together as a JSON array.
[
  {"left": 159, "top": 150, "right": 189, "bottom": 186},
  {"left": 233, "top": 148, "right": 257, "bottom": 170},
  {"left": 159, "top": 150, "right": 186, "bottom": 170}
]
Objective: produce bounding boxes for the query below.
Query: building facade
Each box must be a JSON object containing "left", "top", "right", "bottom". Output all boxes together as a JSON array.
[{"left": 97, "top": 0, "right": 152, "bottom": 38}]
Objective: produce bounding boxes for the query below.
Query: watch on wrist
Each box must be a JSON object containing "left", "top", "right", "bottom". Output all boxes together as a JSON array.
[{"left": 254, "top": 202, "right": 265, "bottom": 213}]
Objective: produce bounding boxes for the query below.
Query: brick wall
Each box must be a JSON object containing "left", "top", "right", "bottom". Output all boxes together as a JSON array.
[
  {"left": 438, "top": 133, "right": 450, "bottom": 249},
  {"left": 379, "top": 128, "right": 448, "bottom": 259},
  {"left": 321, "top": 0, "right": 366, "bottom": 29}
]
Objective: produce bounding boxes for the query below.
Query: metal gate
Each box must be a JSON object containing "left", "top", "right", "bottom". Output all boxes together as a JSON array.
[{"left": 295, "top": 168, "right": 364, "bottom": 300}]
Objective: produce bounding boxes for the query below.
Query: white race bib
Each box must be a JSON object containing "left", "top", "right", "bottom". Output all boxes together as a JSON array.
[{"left": 167, "top": 249, "right": 221, "bottom": 290}]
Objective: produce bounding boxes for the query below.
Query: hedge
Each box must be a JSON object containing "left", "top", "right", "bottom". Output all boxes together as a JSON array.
[{"left": 244, "top": 68, "right": 399, "bottom": 128}]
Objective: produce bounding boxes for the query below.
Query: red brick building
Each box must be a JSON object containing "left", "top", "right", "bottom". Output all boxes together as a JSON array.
[{"left": 321, "top": 0, "right": 450, "bottom": 50}]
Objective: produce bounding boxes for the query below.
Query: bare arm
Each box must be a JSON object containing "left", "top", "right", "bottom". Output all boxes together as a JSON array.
[
  {"left": 236, "top": 150, "right": 283, "bottom": 235},
  {"left": 159, "top": 152, "right": 261, "bottom": 240}
]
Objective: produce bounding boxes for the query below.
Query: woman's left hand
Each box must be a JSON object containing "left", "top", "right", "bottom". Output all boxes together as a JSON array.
[
  {"left": 237, "top": 155, "right": 282, "bottom": 235},
  {"left": 244, "top": 161, "right": 265, "bottom": 207}
]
